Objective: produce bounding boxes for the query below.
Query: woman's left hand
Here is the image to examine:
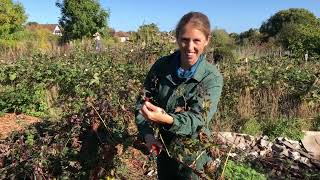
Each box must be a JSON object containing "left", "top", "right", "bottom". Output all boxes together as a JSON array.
[{"left": 140, "top": 101, "right": 173, "bottom": 125}]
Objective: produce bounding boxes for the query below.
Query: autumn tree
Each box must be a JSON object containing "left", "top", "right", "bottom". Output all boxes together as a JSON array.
[
  {"left": 0, "top": 0, "right": 27, "bottom": 39},
  {"left": 56, "top": 0, "right": 109, "bottom": 41}
]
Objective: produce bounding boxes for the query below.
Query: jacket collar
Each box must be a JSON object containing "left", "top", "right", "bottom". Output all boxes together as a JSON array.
[
  {"left": 192, "top": 57, "right": 207, "bottom": 82},
  {"left": 165, "top": 52, "right": 208, "bottom": 85}
]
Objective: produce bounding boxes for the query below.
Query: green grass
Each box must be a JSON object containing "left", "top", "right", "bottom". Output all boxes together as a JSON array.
[
  {"left": 224, "top": 160, "right": 267, "bottom": 180},
  {"left": 261, "top": 118, "right": 305, "bottom": 140},
  {"left": 242, "top": 118, "right": 262, "bottom": 136}
]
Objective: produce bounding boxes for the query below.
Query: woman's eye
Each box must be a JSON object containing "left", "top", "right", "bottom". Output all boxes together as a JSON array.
[
  {"left": 182, "top": 38, "right": 189, "bottom": 42},
  {"left": 194, "top": 39, "right": 201, "bottom": 43}
]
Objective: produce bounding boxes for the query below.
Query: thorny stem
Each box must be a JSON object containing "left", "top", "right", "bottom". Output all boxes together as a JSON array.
[
  {"left": 154, "top": 125, "right": 213, "bottom": 179},
  {"left": 174, "top": 157, "right": 212, "bottom": 180},
  {"left": 159, "top": 133, "right": 171, "bottom": 158},
  {"left": 191, "top": 150, "right": 206, "bottom": 167},
  {"left": 89, "top": 103, "right": 107, "bottom": 129},
  {"left": 89, "top": 103, "right": 116, "bottom": 143},
  {"left": 182, "top": 95, "right": 187, "bottom": 110},
  {"left": 33, "top": 173, "right": 47, "bottom": 180},
  {"left": 149, "top": 123, "right": 172, "bottom": 158},
  {"left": 61, "top": 124, "right": 79, "bottom": 158},
  {"left": 219, "top": 144, "right": 235, "bottom": 180},
  {"left": 62, "top": 137, "right": 71, "bottom": 155}
]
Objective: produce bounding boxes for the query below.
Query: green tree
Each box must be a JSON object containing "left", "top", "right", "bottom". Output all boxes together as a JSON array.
[
  {"left": 260, "top": 8, "right": 319, "bottom": 38},
  {"left": 211, "top": 29, "right": 235, "bottom": 48},
  {"left": 229, "top": 32, "right": 239, "bottom": 43},
  {"left": 260, "top": 8, "right": 320, "bottom": 56},
  {"left": 278, "top": 23, "right": 320, "bottom": 56},
  {"left": 0, "top": 0, "right": 27, "bottom": 39},
  {"left": 26, "top": 21, "right": 39, "bottom": 26},
  {"left": 56, "top": 0, "right": 109, "bottom": 41},
  {"left": 238, "top": 28, "right": 262, "bottom": 46},
  {"left": 210, "top": 29, "right": 236, "bottom": 62},
  {"left": 133, "top": 23, "right": 160, "bottom": 44}
]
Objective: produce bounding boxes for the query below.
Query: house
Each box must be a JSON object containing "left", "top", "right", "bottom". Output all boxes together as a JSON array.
[
  {"left": 26, "top": 24, "right": 62, "bottom": 36},
  {"left": 113, "top": 31, "right": 130, "bottom": 42}
]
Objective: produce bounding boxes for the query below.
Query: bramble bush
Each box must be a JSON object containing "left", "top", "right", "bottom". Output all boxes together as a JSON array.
[{"left": 0, "top": 41, "right": 319, "bottom": 178}]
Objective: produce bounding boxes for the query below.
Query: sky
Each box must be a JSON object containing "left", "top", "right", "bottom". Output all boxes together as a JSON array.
[{"left": 17, "top": 0, "right": 320, "bottom": 33}]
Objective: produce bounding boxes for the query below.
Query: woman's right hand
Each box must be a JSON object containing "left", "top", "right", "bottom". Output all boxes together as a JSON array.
[{"left": 140, "top": 101, "right": 173, "bottom": 125}]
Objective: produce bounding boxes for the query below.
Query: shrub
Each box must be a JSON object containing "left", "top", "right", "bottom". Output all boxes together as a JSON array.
[
  {"left": 212, "top": 46, "right": 235, "bottom": 63},
  {"left": 313, "top": 115, "right": 320, "bottom": 131},
  {"left": 242, "top": 118, "right": 262, "bottom": 136},
  {"left": 261, "top": 118, "right": 305, "bottom": 140}
]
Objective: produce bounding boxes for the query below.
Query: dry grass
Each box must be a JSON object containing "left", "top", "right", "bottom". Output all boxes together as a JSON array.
[
  {"left": 237, "top": 87, "right": 254, "bottom": 120},
  {"left": 233, "top": 82, "right": 319, "bottom": 132},
  {"left": 0, "top": 39, "right": 96, "bottom": 64}
]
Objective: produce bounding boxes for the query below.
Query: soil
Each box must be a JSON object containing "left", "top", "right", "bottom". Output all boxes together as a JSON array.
[{"left": 0, "top": 113, "right": 40, "bottom": 139}]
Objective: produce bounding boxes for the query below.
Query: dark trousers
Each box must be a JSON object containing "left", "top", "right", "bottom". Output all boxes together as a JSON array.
[{"left": 157, "top": 152, "right": 195, "bottom": 180}]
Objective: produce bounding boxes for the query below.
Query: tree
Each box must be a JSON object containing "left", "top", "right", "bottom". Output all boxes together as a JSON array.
[
  {"left": 0, "top": 0, "right": 27, "bottom": 39},
  {"left": 260, "top": 8, "right": 319, "bottom": 38},
  {"left": 26, "top": 21, "right": 39, "bottom": 26},
  {"left": 260, "top": 8, "right": 320, "bottom": 56},
  {"left": 211, "top": 29, "right": 235, "bottom": 48},
  {"left": 56, "top": 0, "right": 109, "bottom": 41},
  {"left": 133, "top": 23, "right": 160, "bottom": 44},
  {"left": 238, "top": 28, "right": 262, "bottom": 46},
  {"left": 229, "top": 33, "right": 239, "bottom": 43},
  {"left": 278, "top": 23, "right": 320, "bottom": 56},
  {"left": 210, "top": 29, "right": 236, "bottom": 62}
]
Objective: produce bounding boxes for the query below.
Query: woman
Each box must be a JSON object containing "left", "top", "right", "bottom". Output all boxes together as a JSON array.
[{"left": 135, "top": 12, "right": 223, "bottom": 179}]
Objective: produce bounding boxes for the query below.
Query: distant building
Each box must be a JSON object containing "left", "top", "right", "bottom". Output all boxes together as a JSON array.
[
  {"left": 26, "top": 24, "right": 62, "bottom": 36},
  {"left": 113, "top": 31, "right": 130, "bottom": 42}
]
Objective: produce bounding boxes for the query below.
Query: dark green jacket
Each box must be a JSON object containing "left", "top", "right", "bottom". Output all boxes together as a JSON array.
[{"left": 135, "top": 52, "right": 223, "bottom": 171}]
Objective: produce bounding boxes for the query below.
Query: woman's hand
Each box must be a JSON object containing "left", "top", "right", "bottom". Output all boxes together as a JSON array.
[{"left": 140, "top": 101, "right": 173, "bottom": 125}]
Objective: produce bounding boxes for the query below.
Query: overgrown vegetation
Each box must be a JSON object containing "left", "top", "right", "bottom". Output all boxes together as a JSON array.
[
  {"left": 0, "top": 39, "right": 319, "bottom": 178},
  {"left": 0, "top": 1, "right": 320, "bottom": 178}
]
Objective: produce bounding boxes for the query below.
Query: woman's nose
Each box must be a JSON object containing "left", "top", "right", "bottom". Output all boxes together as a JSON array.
[{"left": 187, "top": 41, "right": 194, "bottom": 50}]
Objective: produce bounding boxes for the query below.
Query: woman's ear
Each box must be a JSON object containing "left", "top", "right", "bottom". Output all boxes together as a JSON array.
[{"left": 205, "top": 35, "right": 211, "bottom": 47}]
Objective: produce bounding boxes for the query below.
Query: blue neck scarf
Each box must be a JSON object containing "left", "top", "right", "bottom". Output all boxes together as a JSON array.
[{"left": 176, "top": 53, "right": 204, "bottom": 80}]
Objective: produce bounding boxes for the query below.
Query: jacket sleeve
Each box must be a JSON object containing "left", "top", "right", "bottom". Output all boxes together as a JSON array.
[
  {"left": 135, "top": 59, "right": 162, "bottom": 138},
  {"left": 166, "top": 74, "right": 223, "bottom": 136}
]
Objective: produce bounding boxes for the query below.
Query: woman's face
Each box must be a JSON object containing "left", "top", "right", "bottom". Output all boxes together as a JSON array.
[{"left": 177, "top": 23, "right": 209, "bottom": 68}]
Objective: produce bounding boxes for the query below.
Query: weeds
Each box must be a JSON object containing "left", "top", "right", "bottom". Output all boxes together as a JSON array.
[
  {"left": 261, "top": 118, "right": 305, "bottom": 140},
  {"left": 224, "top": 160, "right": 267, "bottom": 180}
]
